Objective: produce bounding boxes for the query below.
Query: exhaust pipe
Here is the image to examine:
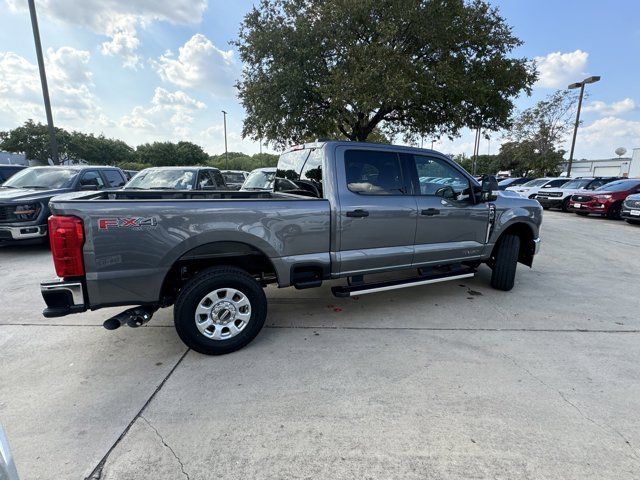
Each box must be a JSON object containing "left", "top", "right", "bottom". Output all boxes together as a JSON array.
[{"left": 103, "top": 306, "right": 155, "bottom": 330}]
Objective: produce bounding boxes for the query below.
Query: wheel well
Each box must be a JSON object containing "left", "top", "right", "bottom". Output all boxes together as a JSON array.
[
  {"left": 158, "top": 241, "right": 277, "bottom": 306},
  {"left": 491, "top": 223, "right": 536, "bottom": 267}
]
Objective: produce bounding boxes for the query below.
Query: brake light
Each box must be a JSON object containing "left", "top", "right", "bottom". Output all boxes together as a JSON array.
[{"left": 48, "top": 215, "right": 85, "bottom": 277}]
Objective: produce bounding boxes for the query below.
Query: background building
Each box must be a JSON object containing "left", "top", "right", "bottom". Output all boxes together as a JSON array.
[
  {"left": 562, "top": 148, "right": 640, "bottom": 178},
  {"left": 0, "top": 151, "right": 28, "bottom": 166}
]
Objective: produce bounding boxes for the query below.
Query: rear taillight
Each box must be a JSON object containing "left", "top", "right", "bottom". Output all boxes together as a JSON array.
[{"left": 48, "top": 215, "right": 85, "bottom": 277}]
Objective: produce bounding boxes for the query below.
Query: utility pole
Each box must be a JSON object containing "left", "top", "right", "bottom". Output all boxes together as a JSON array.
[
  {"left": 472, "top": 126, "right": 481, "bottom": 176},
  {"left": 222, "top": 110, "right": 228, "bottom": 169},
  {"left": 567, "top": 76, "right": 601, "bottom": 177},
  {"left": 28, "top": 0, "right": 59, "bottom": 164}
]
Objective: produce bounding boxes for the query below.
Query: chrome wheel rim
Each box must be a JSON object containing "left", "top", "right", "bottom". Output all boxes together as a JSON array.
[{"left": 194, "top": 288, "right": 252, "bottom": 340}]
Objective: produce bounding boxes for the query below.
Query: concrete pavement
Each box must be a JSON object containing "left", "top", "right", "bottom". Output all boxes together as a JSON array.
[{"left": 1, "top": 211, "right": 639, "bottom": 479}]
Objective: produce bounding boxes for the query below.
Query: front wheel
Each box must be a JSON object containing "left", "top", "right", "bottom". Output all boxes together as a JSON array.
[
  {"left": 490, "top": 234, "right": 520, "bottom": 291},
  {"left": 606, "top": 202, "right": 622, "bottom": 220},
  {"left": 626, "top": 219, "right": 640, "bottom": 225},
  {"left": 174, "top": 266, "right": 267, "bottom": 355}
]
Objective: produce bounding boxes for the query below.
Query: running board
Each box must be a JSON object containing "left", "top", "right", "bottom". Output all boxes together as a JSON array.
[{"left": 331, "top": 269, "right": 475, "bottom": 297}]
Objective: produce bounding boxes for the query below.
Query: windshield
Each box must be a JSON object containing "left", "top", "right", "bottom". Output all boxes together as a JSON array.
[
  {"left": 243, "top": 170, "right": 275, "bottom": 190},
  {"left": 595, "top": 179, "right": 640, "bottom": 192},
  {"left": 125, "top": 169, "right": 195, "bottom": 190},
  {"left": 223, "top": 172, "right": 245, "bottom": 183},
  {"left": 521, "top": 178, "right": 550, "bottom": 188},
  {"left": 561, "top": 179, "right": 590, "bottom": 189},
  {"left": 2, "top": 167, "right": 77, "bottom": 189}
]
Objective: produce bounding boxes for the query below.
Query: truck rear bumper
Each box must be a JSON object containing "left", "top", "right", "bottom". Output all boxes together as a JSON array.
[{"left": 41, "top": 279, "right": 87, "bottom": 318}]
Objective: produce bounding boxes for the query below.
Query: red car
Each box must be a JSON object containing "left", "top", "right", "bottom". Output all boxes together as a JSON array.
[{"left": 569, "top": 179, "right": 640, "bottom": 219}]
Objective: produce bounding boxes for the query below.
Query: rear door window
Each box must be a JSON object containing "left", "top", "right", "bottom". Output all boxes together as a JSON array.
[
  {"left": 102, "top": 169, "right": 126, "bottom": 187},
  {"left": 79, "top": 171, "right": 106, "bottom": 189},
  {"left": 345, "top": 150, "right": 406, "bottom": 195},
  {"left": 548, "top": 179, "right": 569, "bottom": 187},
  {"left": 212, "top": 170, "right": 226, "bottom": 187},
  {"left": 197, "top": 170, "right": 216, "bottom": 189}
]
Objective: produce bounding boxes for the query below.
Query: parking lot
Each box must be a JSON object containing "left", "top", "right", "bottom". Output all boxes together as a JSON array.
[{"left": 1, "top": 210, "right": 639, "bottom": 479}]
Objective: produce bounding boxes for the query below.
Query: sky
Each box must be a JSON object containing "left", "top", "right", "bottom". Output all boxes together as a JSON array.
[{"left": 0, "top": 0, "right": 639, "bottom": 159}]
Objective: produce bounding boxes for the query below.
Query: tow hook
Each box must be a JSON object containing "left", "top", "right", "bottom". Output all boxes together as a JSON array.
[{"left": 103, "top": 306, "right": 156, "bottom": 330}]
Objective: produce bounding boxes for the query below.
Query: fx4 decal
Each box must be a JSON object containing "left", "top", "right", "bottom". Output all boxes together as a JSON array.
[{"left": 98, "top": 217, "right": 158, "bottom": 230}]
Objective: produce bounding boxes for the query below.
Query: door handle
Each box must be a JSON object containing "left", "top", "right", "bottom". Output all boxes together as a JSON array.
[
  {"left": 420, "top": 208, "right": 440, "bottom": 216},
  {"left": 346, "top": 209, "right": 369, "bottom": 218}
]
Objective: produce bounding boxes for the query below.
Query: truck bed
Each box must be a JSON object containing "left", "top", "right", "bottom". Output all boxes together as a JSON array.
[{"left": 48, "top": 190, "right": 331, "bottom": 307}]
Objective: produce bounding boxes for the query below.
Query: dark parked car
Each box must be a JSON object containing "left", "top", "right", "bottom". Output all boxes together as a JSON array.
[
  {"left": 0, "top": 165, "right": 26, "bottom": 183},
  {"left": 497, "top": 177, "right": 532, "bottom": 190},
  {"left": 622, "top": 193, "right": 640, "bottom": 225},
  {"left": 124, "top": 166, "right": 227, "bottom": 190},
  {"left": 0, "top": 165, "right": 126, "bottom": 243},
  {"left": 221, "top": 170, "right": 249, "bottom": 190},
  {"left": 569, "top": 179, "right": 640, "bottom": 219}
]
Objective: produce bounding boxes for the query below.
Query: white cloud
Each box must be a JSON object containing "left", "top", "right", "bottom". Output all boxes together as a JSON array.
[
  {"left": 152, "top": 34, "right": 238, "bottom": 97},
  {"left": 583, "top": 98, "right": 636, "bottom": 116},
  {"left": 573, "top": 116, "right": 640, "bottom": 158},
  {"left": 534, "top": 50, "right": 589, "bottom": 88},
  {"left": 0, "top": 48, "right": 102, "bottom": 129},
  {"left": 152, "top": 88, "right": 205, "bottom": 110},
  {"left": 99, "top": 14, "right": 141, "bottom": 68},
  {"left": 6, "top": 0, "right": 208, "bottom": 67},
  {"left": 119, "top": 87, "right": 206, "bottom": 138}
]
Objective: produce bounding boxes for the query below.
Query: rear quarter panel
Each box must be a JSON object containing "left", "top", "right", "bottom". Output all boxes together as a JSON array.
[{"left": 48, "top": 196, "right": 330, "bottom": 306}]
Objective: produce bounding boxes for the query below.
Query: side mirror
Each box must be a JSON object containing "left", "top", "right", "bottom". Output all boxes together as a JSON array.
[{"left": 480, "top": 175, "right": 499, "bottom": 202}]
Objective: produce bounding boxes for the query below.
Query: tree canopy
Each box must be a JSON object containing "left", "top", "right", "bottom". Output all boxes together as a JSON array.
[
  {"left": 135, "top": 141, "right": 209, "bottom": 166},
  {"left": 0, "top": 120, "right": 275, "bottom": 172},
  {"left": 236, "top": 0, "right": 536, "bottom": 147},
  {"left": 498, "top": 90, "right": 577, "bottom": 176}
]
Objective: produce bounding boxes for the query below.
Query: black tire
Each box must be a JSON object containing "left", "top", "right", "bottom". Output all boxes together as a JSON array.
[
  {"left": 606, "top": 202, "right": 622, "bottom": 220},
  {"left": 490, "top": 234, "right": 520, "bottom": 291},
  {"left": 542, "top": 205, "right": 549, "bottom": 210},
  {"left": 626, "top": 219, "right": 640, "bottom": 225},
  {"left": 561, "top": 197, "right": 571, "bottom": 212},
  {"left": 174, "top": 266, "right": 267, "bottom": 355}
]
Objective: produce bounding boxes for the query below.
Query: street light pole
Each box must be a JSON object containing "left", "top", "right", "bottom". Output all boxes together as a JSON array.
[
  {"left": 28, "top": 0, "right": 59, "bottom": 164},
  {"left": 566, "top": 75, "right": 601, "bottom": 177},
  {"left": 222, "top": 110, "right": 228, "bottom": 169}
]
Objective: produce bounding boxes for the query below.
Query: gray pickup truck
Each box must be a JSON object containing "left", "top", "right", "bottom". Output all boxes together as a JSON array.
[{"left": 41, "top": 141, "right": 542, "bottom": 355}]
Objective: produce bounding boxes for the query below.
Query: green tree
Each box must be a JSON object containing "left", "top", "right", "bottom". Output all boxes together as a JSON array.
[
  {"left": 67, "top": 132, "right": 134, "bottom": 165},
  {"left": 454, "top": 153, "right": 499, "bottom": 176},
  {"left": 208, "top": 152, "right": 279, "bottom": 171},
  {"left": 0, "top": 120, "right": 136, "bottom": 165},
  {"left": 0, "top": 120, "right": 70, "bottom": 163},
  {"left": 500, "top": 90, "right": 576, "bottom": 176},
  {"left": 236, "top": 0, "right": 536, "bottom": 147},
  {"left": 135, "top": 141, "right": 209, "bottom": 166}
]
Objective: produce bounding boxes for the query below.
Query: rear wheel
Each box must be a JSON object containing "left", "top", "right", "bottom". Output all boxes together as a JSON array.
[
  {"left": 561, "top": 197, "right": 571, "bottom": 212},
  {"left": 174, "top": 266, "right": 267, "bottom": 355},
  {"left": 490, "top": 234, "right": 520, "bottom": 291},
  {"left": 606, "top": 202, "right": 623, "bottom": 220}
]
